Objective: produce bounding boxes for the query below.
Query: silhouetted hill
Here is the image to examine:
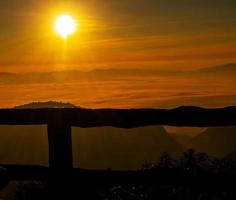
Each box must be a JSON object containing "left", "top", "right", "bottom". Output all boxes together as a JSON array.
[
  {"left": 191, "top": 127, "right": 236, "bottom": 157},
  {"left": 14, "top": 101, "right": 78, "bottom": 109}
]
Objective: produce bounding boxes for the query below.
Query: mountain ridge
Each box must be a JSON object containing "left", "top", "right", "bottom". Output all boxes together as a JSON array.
[
  {"left": 14, "top": 101, "right": 78, "bottom": 109},
  {"left": 191, "top": 127, "right": 236, "bottom": 157},
  {"left": 0, "top": 63, "right": 235, "bottom": 77},
  {"left": 0, "top": 63, "right": 235, "bottom": 85}
]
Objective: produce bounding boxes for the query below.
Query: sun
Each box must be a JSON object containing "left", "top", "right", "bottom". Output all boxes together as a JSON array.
[{"left": 55, "top": 14, "right": 77, "bottom": 39}]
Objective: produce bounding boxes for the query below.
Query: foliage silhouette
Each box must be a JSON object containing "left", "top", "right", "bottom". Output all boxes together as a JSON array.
[{"left": 7, "top": 149, "right": 236, "bottom": 200}]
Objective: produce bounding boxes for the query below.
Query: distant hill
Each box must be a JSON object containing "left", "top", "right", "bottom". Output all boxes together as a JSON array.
[
  {"left": 73, "top": 126, "right": 183, "bottom": 170},
  {"left": 14, "top": 101, "right": 78, "bottom": 109},
  {"left": 191, "top": 127, "right": 236, "bottom": 157},
  {"left": 0, "top": 63, "right": 235, "bottom": 84},
  {"left": 0, "top": 69, "right": 179, "bottom": 84},
  {"left": 195, "top": 63, "right": 236, "bottom": 75},
  {"left": 169, "top": 133, "right": 194, "bottom": 149}
]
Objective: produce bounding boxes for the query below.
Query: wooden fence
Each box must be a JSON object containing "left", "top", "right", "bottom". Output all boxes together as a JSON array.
[{"left": 0, "top": 106, "right": 235, "bottom": 184}]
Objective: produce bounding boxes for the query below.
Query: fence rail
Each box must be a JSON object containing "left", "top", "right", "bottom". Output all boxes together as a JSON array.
[
  {"left": 0, "top": 106, "right": 236, "bottom": 127},
  {"left": 0, "top": 106, "right": 235, "bottom": 183}
]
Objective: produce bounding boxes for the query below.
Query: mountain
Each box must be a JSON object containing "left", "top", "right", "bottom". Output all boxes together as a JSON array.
[
  {"left": 73, "top": 126, "right": 183, "bottom": 170},
  {"left": 169, "top": 133, "right": 194, "bottom": 148},
  {"left": 0, "top": 102, "right": 183, "bottom": 170},
  {"left": 14, "top": 101, "right": 78, "bottom": 109},
  {"left": 191, "top": 127, "right": 236, "bottom": 157},
  {"left": 195, "top": 63, "right": 236, "bottom": 75},
  {"left": 0, "top": 69, "right": 179, "bottom": 84},
  {"left": 0, "top": 63, "right": 235, "bottom": 84}
]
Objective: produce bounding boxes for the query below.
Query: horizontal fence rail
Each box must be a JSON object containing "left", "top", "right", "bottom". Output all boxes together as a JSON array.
[
  {"left": 0, "top": 106, "right": 235, "bottom": 127},
  {"left": 0, "top": 106, "right": 235, "bottom": 184}
]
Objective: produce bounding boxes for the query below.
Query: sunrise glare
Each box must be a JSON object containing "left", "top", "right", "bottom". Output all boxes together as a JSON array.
[{"left": 55, "top": 14, "right": 77, "bottom": 39}]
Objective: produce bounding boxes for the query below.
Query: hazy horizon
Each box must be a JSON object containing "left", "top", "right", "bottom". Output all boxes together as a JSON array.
[{"left": 0, "top": 63, "right": 235, "bottom": 109}]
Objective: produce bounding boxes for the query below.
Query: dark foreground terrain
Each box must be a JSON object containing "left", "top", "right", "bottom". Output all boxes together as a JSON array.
[{"left": 1, "top": 150, "right": 236, "bottom": 200}]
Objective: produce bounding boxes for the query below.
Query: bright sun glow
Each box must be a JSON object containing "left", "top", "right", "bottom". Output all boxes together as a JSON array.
[{"left": 55, "top": 15, "right": 76, "bottom": 39}]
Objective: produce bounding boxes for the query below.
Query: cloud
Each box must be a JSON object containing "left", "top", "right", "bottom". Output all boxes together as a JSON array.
[
  {"left": 0, "top": 70, "right": 235, "bottom": 108},
  {"left": 0, "top": 0, "right": 236, "bottom": 72}
]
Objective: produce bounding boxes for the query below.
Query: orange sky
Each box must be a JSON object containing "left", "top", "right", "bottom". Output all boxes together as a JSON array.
[
  {"left": 0, "top": 0, "right": 236, "bottom": 72},
  {"left": 0, "top": 1, "right": 236, "bottom": 108}
]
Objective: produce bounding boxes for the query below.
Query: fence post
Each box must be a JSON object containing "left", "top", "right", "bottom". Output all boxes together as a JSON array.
[{"left": 47, "top": 120, "right": 73, "bottom": 171}]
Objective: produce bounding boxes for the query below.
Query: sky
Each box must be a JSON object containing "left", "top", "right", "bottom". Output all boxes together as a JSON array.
[
  {"left": 0, "top": 0, "right": 236, "bottom": 72},
  {"left": 0, "top": 0, "right": 236, "bottom": 108}
]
